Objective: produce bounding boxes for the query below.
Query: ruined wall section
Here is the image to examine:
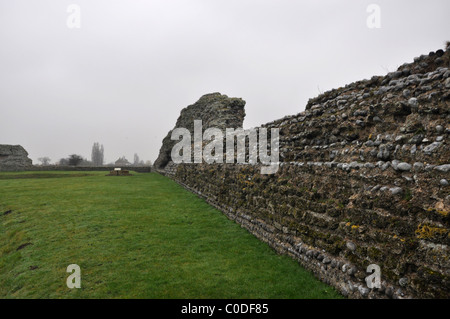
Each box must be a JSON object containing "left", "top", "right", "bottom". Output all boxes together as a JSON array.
[
  {"left": 156, "top": 47, "right": 450, "bottom": 298},
  {"left": 0, "top": 145, "right": 33, "bottom": 171},
  {"left": 153, "top": 93, "right": 246, "bottom": 169}
]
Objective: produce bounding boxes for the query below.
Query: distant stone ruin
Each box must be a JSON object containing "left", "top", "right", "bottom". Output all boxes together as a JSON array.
[
  {"left": 0, "top": 145, "right": 33, "bottom": 171},
  {"left": 155, "top": 46, "right": 450, "bottom": 299}
]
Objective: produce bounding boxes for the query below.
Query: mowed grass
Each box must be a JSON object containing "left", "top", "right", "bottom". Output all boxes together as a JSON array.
[{"left": 0, "top": 171, "right": 343, "bottom": 299}]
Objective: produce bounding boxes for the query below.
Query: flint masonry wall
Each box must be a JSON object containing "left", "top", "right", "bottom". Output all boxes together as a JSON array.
[{"left": 155, "top": 47, "right": 450, "bottom": 299}]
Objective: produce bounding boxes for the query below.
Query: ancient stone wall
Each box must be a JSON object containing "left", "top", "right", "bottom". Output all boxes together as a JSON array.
[
  {"left": 154, "top": 93, "right": 246, "bottom": 169},
  {"left": 156, "top": 47, "right": 450, "bottom": 298},
  {"left": 0, "top": 145, "right": 33, "bottom": 171}
]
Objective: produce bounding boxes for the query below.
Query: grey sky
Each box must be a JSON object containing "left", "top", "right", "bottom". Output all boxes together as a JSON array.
[{"left": 1, "top": 0, "right": 449, "bottom": 164}]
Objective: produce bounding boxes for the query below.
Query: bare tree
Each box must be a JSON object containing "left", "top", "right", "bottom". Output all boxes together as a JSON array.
[
  {"left": 37, "top": 157, "right": 51, "bottom": 166},
  {"left": 58, "top": 158, "right": 69, "bottom": 166},
  {"left": 91, "top": 142, "right": 104, "bottom": 166}
]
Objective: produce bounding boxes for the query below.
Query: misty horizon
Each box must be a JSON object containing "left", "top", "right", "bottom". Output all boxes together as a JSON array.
[{"left": 1, "top": 0, "right": 449, "bottom": 165}]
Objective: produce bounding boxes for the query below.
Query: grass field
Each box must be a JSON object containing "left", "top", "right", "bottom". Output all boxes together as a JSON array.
[{"left": 0, "top": 171, "right": 342, "bottom": 299}]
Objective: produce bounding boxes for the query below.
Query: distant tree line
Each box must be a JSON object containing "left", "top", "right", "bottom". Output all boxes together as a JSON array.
[
  {"left": 36, "top": 142, "right": 152, "bottom": 167},
  {"left": 58, "top": 154, "right": 86, "bottom": 166}
]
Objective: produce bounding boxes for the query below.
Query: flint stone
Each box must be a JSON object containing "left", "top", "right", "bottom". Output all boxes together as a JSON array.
[
  {"left": 371, "top": 185, "right": 381, "bottom": 192},
  {"left": 373, "top": 116, "right": 382, "bottom": 122},
  {"left": 391, "top": 160, "right": 399, "bottom": 170},
  {"left": 423, "top": 142, "right": 441, "bottom": 154},
  {"left": 434, "top": 164, "right": 450, "bottom": 173},
  {"left": 342, "top": 264, "right": 348, "bottom": 273},
  {"left": 377, "top": 148, "right": 390, "bottom": 161},
  {"left": 390, "top": 187, "right": 403, "bottom": 195},
  {"left": 409, "top": 134, "right": 424, "bottom": 145},
  {"left": 397, "top": 162, "right": 412, "bottom": 171},
  {"left": 346, "top": 241, "right": 356, "bottom": 251},
  {"left": 408, "top": 97, "right": 418, "bottom": 107},
  {"left": 413, "top": 162, "right": 424, "bottom": 171},
  {"left": 356, "top": 120, "right": 365, "bottom": 127},
  {"left": 445, "top": 77, "right": 450, "bottom": 89}
]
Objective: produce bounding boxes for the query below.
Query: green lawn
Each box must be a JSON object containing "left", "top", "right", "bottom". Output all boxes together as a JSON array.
[{"left": 0, "top": 171, "right": 342, "bottom": 299}]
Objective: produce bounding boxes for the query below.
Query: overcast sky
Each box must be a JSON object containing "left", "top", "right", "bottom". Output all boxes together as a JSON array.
[{"left": 1, "top": 0, "right": 449, "bottom": 165}]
